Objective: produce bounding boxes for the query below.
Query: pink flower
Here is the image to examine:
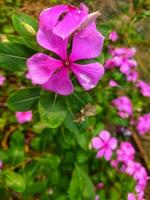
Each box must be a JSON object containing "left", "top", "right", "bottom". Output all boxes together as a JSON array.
[
  {"left": 0, "top": 161, "right": 3, "bottom": 169},
  {"left": 109, "top": 31, "right": 118, "bottom": 42},
  {"left": 16, "top": 111, "right": 32, "bottom": 124},
  {"left": 95, "top": 195, "right": 100, "bottom": 200},
  {"left": 126, "top": 70, "right": 138, "bottom": 82},
  {"left": 0, "top": 75, "right": 6, "bottom": 86},
  {"left": 116, "top": 142, "right": 135, "bottom": 163},
  {"left": 109, "top": 80, "right": 118, "bottom": 87},
  {"left": 128, "top": 193, "right": 136, "bottom": 200},
  {"left": 92, "top": 130, "right": 117, "bottom": 161},
  {"left": 136, "top": 113, "right": 150, "bottom": 135},
  {"left": 27, "top": 7, "right": 104, "bottom": 96},
  {"left": 112, "top": 96, "right": 132, "bottom": 118},
  {"left": 136, "top": 80, "right": 150, "bottom": 97}
]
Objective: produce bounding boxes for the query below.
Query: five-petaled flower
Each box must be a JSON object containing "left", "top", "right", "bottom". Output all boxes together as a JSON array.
[
  {"left": 27, "top": 4, "right": 104, "bottom": 96},
  {"left": 92, "top": 130, "right": 117, "bottom": 161}
]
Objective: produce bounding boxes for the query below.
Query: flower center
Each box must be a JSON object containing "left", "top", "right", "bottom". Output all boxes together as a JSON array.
[{"left": 64, "top": 59, "right": 70, "bottom": 67}]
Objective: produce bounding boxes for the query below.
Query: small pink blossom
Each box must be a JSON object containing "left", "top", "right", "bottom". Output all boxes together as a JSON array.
[
  {"left": 109, "top": 80, "right": 118, "bottom": 87},
  {"left": 112, "top": 96, "right": 132, "bottom": 118},
  {"left": 92, "top": 130, "right": 117, "bottom": 161},
  {"left": 95, "top": 195, "right": 100, "bottom": 200},
  {"left": 16, "top": 111, "right": 32, "bottom": 124},
  {"left": 0, "top": 161, "right": 3, "bottom": 169},
  {"left": 0, "top": 75, "right": 6, "bottom": 86},
  {"left": 128, "top": 193, "right": 136, "bottom": 200},
  {"left": 116, "top": 142, "right": 135, "bottom": 163},
  {"left": 126, "top": 70, "right": 138, "bottom": 82},
  {"left": 136, "top": 113, "right": 150, "bottom": 135},
  {"left": 109, "top": 31, "right": 118, "bottom": 42},
  {"left": 136, "top": 80, "right": 150, "bottom": 97}
]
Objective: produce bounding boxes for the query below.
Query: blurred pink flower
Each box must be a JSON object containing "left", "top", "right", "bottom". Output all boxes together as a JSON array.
[
  {"left": 0, "top": 160, "right": 3, "bottom": 169},
  {"left": 136, "top": 80, "right": 150, "bottom": 97},
  {"left": 112, "top": 96, "right": 132, "bottom": 118},
  {"left": 92, "top": 130, "right": 117, "bottom": 161},
  {"left": 116, "top": 142, "right": 135, "bottom": 163},
  {"left": 126, "top": 70, "right": 138, "bottom": 82},
  {"left": 95, "top": 195, "right": 100, "bottom": 200},
  {"left": 136, "top": 113, "right": 150, "bottom": 135},
  {"left": 109, "top": 80, "right": 118, "bottom": 87},
  {"left": 128, "top": 193, "right": 136, "bottom": 200},
  {"left": 0, "top": 75, "right": 6, "bottom": 86},
  {"left": 16, "top": 111, "right": 32, "bottom": 124},
  {"left": 109, "top": 31, "right": 118, "bottom": 42}
]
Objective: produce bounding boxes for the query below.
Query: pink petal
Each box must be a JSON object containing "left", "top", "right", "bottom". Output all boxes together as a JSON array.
[
  {"left": 96, "top": 148, "right": 105, "bottom": 158},
  {"left": 71, "top": 62, "right": 104, "bottom": 90},
  {"left": 39, "top": 5, "right": 68, "bottom": 31},
  {"left": 108, "top": 138, "right": 117, "bottom": 150},
  {"left": 104, "top": 149, "right": 112, "bottom": 161},
  {"left": 70, "top": 23, "right": 104, "bottom": 61},
  {"left": 42, "top": 67, "right": 74, "bottom": 96},
  {"left": 37, "top": 30, "right": 68, "bottom": 59},
  {"left": 53, "top": 7, "right": 87, "bottom": 39},
  {"left": 27, "top": 53, "right": 62, "bottom": 85},
  {"left": 99, "top": 130, "right": 110, "bottom": 142},
  {"left": 91, "top": 137, "right": 103, "bottom": 150}
]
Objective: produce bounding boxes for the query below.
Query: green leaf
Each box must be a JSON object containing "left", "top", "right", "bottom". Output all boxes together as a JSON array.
[
  {"left": 7, "top": 87, "right": 41, "bottom": 111},
  {"left": 69, "top": 165, "right": 95, "bottom": 200},
  {"left": 0, "top": 42, "right": 35, "bottom": 71},
  {"left": 37, "top": 154, "right": 60, "bottom": 169},
  {"left": 38, "top": 92, "right": 68, "bottom": 128},
  {"left": 4, "top": 171, "right": 26, "bottom": 192},
  {"left": 12, "top": 14, "right": 38, "bottom": 50}
]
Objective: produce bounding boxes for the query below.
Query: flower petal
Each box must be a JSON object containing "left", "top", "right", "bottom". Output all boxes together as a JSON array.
[
  {"left": 53, "top": 7, "right": 87, "bottom": 39},
  {"left": 37, "top": 30, "right": 68, "bottom": 59},
  {"left": 96, "top": 148, "right": 105, "bottom": 158},
  {"left": 27, "top": 53, "right": 62, "bottom": 85},
  {"left": 104, "top": 149, "right": 112, "bottom": 161},
  {"left": 70, "top": 23, "right": 104, "bottom": 61},
  {"left": 99, "top": 130, "right": 110, "bottom": 142},
  {"left": 91, "top": 137, "right": 103, "bottom": 150},
  {"left": 42, "top": 67, "right": 74, "bottom": 96},
  {"left": 39, "top": 5, "right": 68, "bottom": 31},
  {"left": 71, "top": 63, "right": 104, "bottom": 90},
  {"left": 108, "top": 138, "right": 117, "bottom": 150}
]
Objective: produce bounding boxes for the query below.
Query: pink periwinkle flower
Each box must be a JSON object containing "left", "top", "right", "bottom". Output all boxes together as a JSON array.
[
  {"left": 136, "top": 80, "right": 150, "bottom": 97},
  {"left": 112, "top": 96, "right": 132, "bottom": 118},
  {"left": 16, "top": 111, "right": 32, "bottom": 124},
  {"left": 116, "top": 142, "right": 135, "bottom": 163},
  {"left": 126, "top": 70, "right": 138, "bottom": 82},
  {"left": 0, "top": 161, "right": 3, "bottom": 169},
  {"left": 95, "top": 195, "right": 100, "bottom": 200},
  {"left": 136, "top": 113, "right": 150, "bottom": 135},
  {"left": 27, "top": 5, "right": 104, "bottom": 96},
  {"left": 92, "top": 130, "right": 117, "bottom": 161},
  {"left": 109, "top": 31, "right": 118, "bottom": 42},
  {"left": 109, "top": 80, "right": 118, "bottom": 87},
  {"left": 105, "top": 47, "right": 137, "bottom": 74},
  {"left": 126, "top": 161, "right": 148, "bottom": 194},
  {"left": 128, "top": 193, "right": 137, "bottom": 200},
  {"left": 0, "top": 75, "right": 6, "bottom": 86}
]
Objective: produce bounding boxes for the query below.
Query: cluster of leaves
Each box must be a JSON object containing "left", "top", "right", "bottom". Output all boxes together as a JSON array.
[{"left": 0, "top": 3, "right": 149, "bottom": 200}]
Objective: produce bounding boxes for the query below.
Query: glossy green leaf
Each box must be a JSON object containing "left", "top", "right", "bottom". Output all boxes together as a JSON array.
[
  {"left": 7, "top": 87, "right": 41, "bottom": 111},
  {"left": 12, "top": 14, "right": 38, "bottom": 50},
  {"left": 38, "top": 92, "right": 68, "bottom": 128},
  {"left": 0, "top": 42, "right": 35, "bottom": 71},
  {"left": 69, "top": 165, "right": 95, "bottom": 200}
]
